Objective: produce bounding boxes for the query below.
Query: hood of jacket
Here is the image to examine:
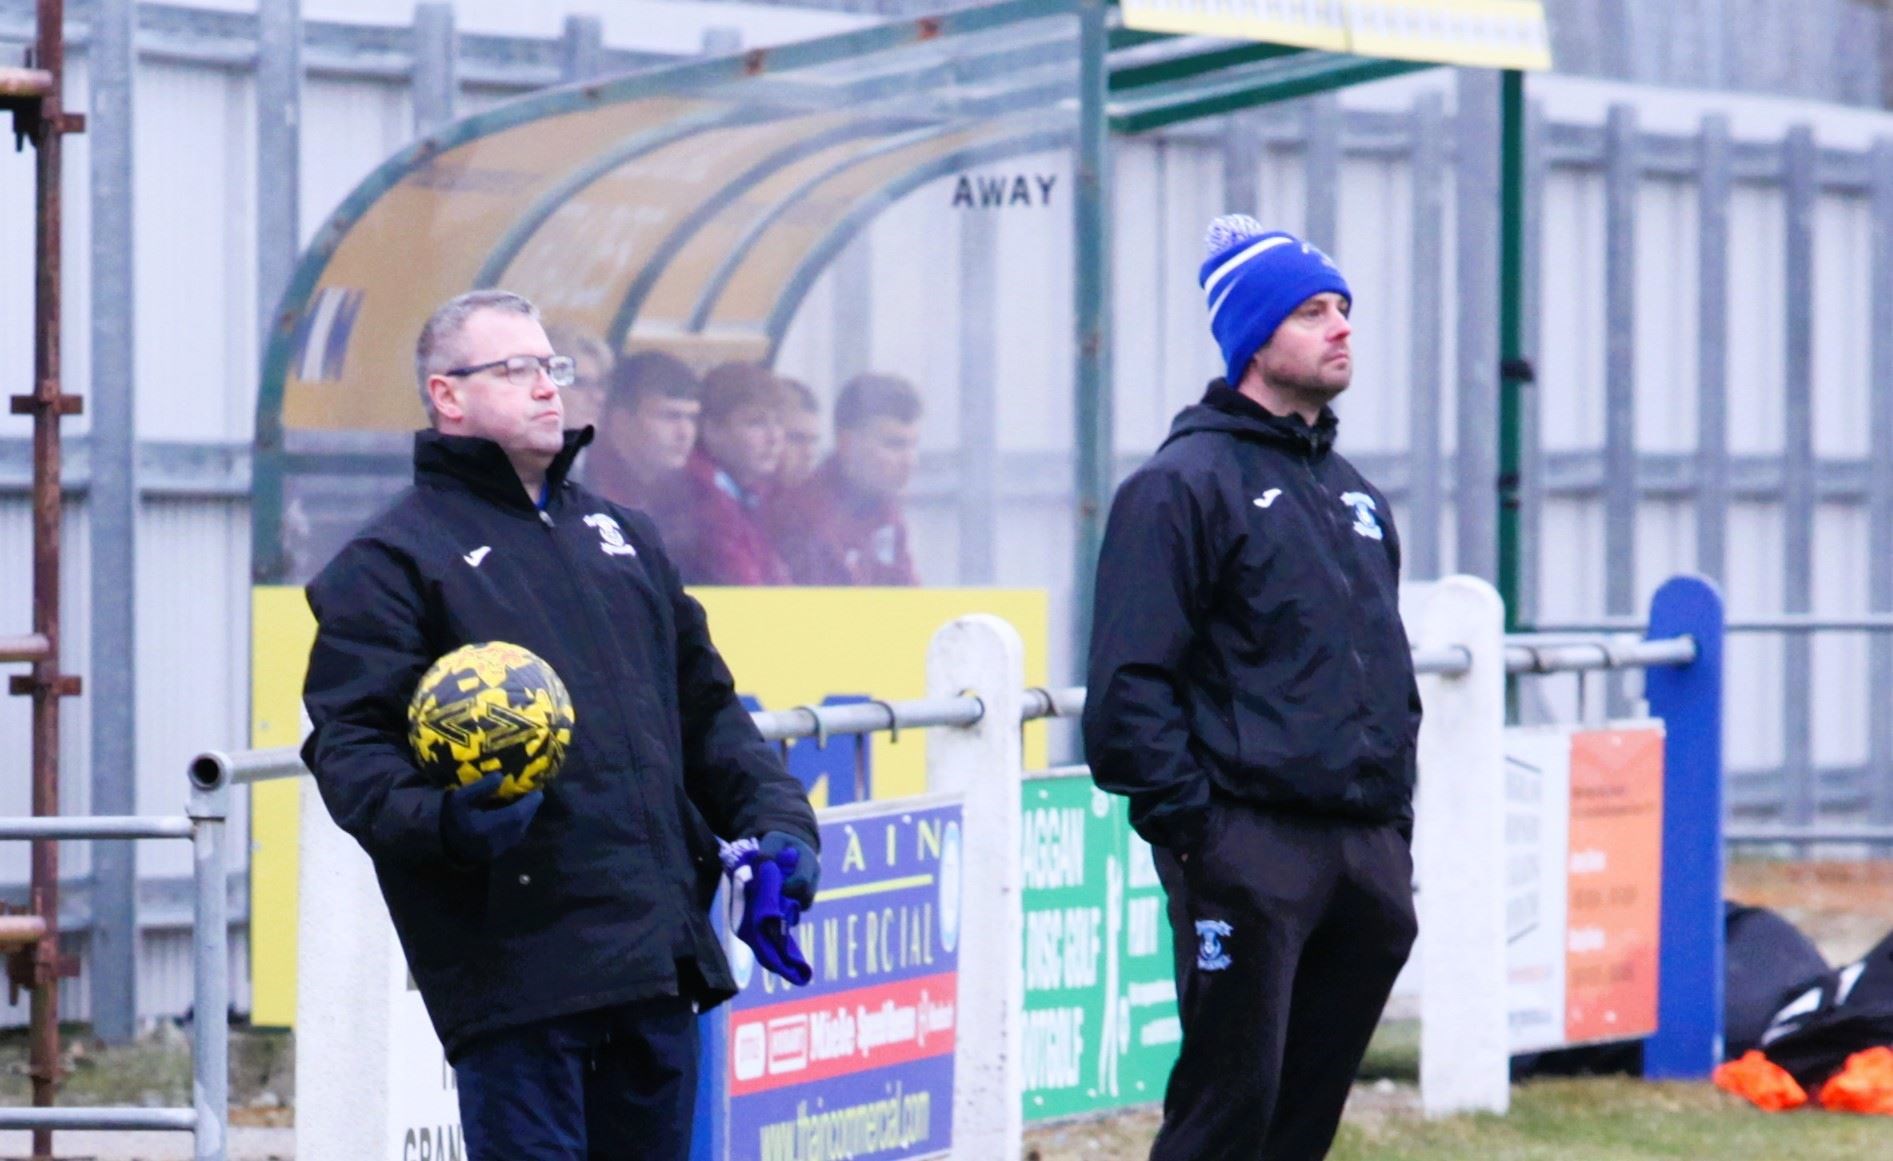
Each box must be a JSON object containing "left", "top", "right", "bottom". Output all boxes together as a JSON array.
[
  {"left": 412, "top": 426, "right": 594, "bottom": 510},
  {"left": 1160, "top": 381, "right": 1338, "bottom": 459}
]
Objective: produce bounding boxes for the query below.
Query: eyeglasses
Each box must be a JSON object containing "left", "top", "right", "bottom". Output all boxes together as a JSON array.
[{"left": 441, "top": 354, "right": 577, "bottom": 388}]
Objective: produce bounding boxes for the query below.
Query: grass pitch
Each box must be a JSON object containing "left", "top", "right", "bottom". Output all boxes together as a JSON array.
[
  {"left": 1027, "top": 1017, "right": 1893, "bottom": 1160},
  {"left": 1332, "top": 1075, "right": 1892, "bottom": 1160}
]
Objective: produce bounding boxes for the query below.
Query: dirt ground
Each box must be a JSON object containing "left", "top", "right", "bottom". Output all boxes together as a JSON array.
[{"left": 1725, "top": 856, "right": 1893, "bottom": 964}]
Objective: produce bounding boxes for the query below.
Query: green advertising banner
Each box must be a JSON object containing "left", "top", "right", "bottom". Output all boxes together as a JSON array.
[{"left": 1020, "top": 777, "right": 1180, "bottom": 1122}]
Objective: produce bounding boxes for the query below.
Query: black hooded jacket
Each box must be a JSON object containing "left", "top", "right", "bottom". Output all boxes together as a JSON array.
[
  {"left": 301, "top": 428, "right": 817, "bottom": 1058},
  {"left": 1083, "top": 384, "right": 1420, "bottom": 851}
]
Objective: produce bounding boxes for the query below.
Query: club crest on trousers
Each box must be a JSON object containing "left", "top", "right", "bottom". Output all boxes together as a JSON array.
[{"left": 1195, "top": 918, "right": 1234, "bottom": 972}]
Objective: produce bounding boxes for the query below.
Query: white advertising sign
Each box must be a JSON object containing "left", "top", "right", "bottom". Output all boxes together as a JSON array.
[{"left": 1121, "top": 0, "right": 1554, "bottom": 71}]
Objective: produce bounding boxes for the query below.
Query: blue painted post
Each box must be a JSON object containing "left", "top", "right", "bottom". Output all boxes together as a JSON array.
[{"left": 1642, "top": 574, "right": 1725, "bottom": 1078}]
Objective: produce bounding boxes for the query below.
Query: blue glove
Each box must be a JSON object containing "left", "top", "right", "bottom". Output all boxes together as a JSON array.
[
  {"left": 720, "top": 838, "right": 812, "bottom": 986},
  {"left": 757, "top": 830, "right": 820, "bottom": 910},
  {"left": 440, "top": 773, "right": 543, "bottom": 864}
]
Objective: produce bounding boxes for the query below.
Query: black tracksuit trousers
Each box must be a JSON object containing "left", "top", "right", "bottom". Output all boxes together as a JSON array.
[{"left": 1149, "top": 803, "right": 1417, "bottom": 1161}]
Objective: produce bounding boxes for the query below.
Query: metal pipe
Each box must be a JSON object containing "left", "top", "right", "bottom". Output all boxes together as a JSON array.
[
  {"left": 189, "top": 766, "right": 230, "bottom": 1161},
  {"left": 1726, "top": 825, "right": 1893, "bottom": 845},
  {"left": 0, "top": 915, "right": 47, "bottom": 946},
  {"left": 1021, "top": 686, "right": 1085, "bottom": 721},
  {"left": 1505, "top": 636, "right": 1695, "bottom": 674},
  {"left": 23, "top": 0, "right": 76, "bottom": 1145},
  {"left": 0, "top": 817, "right": 194, "bottom": 841},
  {"left": 0, "top": 1107, "right": 197, "bottom": 1132},
  {"left": 1540, "top": 616, "right": 1893, "bottom": 634},
  {"left": 750, "top": 696, "right": 984, "bottom": 744},
  {"left": 1413, "top": 646, "right": 1474, "bottom": 676},
  {"left": 0, "top": 65, "right": 53, "bottom": 98},
  {"left": 193, "top": 747, "right": 305, "bottom": 786},
  {"left": 0, "top": 633, "right": 50, "bottom": 662}
]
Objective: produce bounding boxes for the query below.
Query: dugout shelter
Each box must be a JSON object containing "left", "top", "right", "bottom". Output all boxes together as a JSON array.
[{"left": 252, "top": 0, "right": 1551, "bottom": 623}]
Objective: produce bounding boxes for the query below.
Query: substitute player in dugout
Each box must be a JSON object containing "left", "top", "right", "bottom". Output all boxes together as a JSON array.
[
  {"left": 1085, "top": 218, "right": 1421, "bottom": 1161},
  {"left": 300, "top": 289, "right": 819, "bottom": 1160}
]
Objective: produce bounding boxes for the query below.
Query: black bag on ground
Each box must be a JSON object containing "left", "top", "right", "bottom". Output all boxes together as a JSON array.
[
  {"left": 1758, "top": 927, "right": 1893, "bottom": 1091},
  {"left": 1725, "top": 901, "right": 1830, "bottom": 1059},
  {"left": 1513, "top": 900, "right": 1831, "bottom": 1079}
]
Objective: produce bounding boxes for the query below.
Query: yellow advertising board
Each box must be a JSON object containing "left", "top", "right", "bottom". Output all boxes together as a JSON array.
[
  {"left": 1121, "top": 0, "right": 1554, "bottom": 71},
  {"left": 247, "top": 585, "right": 1049, "bottom": 1026}
]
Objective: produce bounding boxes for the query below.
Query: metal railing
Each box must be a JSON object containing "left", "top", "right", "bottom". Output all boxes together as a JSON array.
[
  {"left": 1541, "top": 615, "right": 1893, "bottom": 846},
  {"left": 1539, "top": 615, "right": 1893, "bottom": 635},
  {"left": 1505, "top": 634, "right": 1696, "bottom": 673},
  {"left": 0, "top": 761, "right": 230, "bottom": 1161},
  {"left": 193, "top": 620, "right": 1708, "bottom": 1140},
  {"left": 197, "top": 688, "right": 1097, "bottom": 789},
  {"left": 199, "top": 635, "right": 1697, "bottom": 789}
]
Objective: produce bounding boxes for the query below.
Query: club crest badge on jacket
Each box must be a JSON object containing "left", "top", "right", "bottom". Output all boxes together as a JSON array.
[
  {"left": 1339, "top": 492, "right": 1383, "bottom": 541},
  {"left": 584, "top": 513, "right": 637, "bottom": 557}
]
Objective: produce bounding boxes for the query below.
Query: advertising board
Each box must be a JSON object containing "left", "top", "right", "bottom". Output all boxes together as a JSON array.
[
  {"left": 1505, "top": 723, "right": 1665, "bottom": 1053},
  {"left": 723, "top": 796, "right": 964, "bottom": 1161},
  {"left": 1020, "top": 777, "right": 1178, "bottom": 1121}
]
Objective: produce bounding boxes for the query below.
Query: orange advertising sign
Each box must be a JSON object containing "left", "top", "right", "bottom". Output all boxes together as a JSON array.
[{"left": 1563, "top": 727, "right": 1665, "bottom": 1044}]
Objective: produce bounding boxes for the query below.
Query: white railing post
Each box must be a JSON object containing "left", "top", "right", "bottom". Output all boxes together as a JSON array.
[
  {"left": 1410, "top": 576, "right": 1509, "bottom": 1117},
  {"left": 295, "top": 774, "right": 464, "bottom": 1159},
  {"left": 925, "top": 615, "right": 1026, "bottom": 1160},
  {"left": 295, "top": 776, "right": 396, "bottom": 1157},
  {"left": 295, "top": 775, "right": 389, "bottom": 1156}
]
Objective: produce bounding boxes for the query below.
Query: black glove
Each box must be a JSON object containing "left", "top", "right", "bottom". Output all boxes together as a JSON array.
[
  {"left": 440, "top": 774, "right": 543, "bottom": 864},
  {"left": 757, "top": 830, "right": 820, "bottom": 909}
]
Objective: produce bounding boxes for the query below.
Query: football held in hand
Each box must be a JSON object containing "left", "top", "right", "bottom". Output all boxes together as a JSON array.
[{"left": 408, "top": 642, "right": 576, "bottom": 800}]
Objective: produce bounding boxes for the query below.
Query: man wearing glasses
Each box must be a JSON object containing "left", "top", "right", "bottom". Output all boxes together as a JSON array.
[{"left": 300, "top": 289, "right": 820, "bottom": 1159}]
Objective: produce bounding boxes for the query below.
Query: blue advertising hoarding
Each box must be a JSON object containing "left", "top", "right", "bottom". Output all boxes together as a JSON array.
[{"left": 720, "top": 795, "right": 963, "bottom": 1161}]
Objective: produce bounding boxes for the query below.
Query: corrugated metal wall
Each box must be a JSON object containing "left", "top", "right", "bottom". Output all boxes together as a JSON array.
[{"left": 3, "top": 0, "right": 1893, "bottom": 1031}]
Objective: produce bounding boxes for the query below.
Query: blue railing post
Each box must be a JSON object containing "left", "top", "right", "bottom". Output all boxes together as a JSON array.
[{"left": 1642, "top": 574, "right": 1725, "bottom": 1078}]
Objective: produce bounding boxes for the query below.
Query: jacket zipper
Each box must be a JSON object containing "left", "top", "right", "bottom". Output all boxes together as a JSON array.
[
  {"left": 1299, "top": 453, "right": 1369, "bottom": 686},
  {"left": 536, "top": 502, "right": 672, "bottom": 869}
]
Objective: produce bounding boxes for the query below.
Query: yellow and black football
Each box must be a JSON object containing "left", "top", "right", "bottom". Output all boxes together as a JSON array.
[{"left": 407, "top": 641, "right": 575, "bottom": 800}]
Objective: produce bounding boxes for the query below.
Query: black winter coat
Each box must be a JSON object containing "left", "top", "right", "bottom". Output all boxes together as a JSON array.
[
  {"left": 1083, "top": 385, "right": 1420, "bottom": 852},
  {"left": 301, "top": 429, "right": 817, "bottom": 1058}
]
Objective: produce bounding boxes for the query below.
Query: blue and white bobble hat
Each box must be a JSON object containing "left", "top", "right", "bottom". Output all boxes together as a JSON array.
[{"left": 1198, "top": 215, "right": 1351, "bottom": 387}]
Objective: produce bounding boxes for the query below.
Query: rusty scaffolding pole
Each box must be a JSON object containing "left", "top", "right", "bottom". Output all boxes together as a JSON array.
[{"left": 3, "top": 2, "right": 85, "bottom": 1157}]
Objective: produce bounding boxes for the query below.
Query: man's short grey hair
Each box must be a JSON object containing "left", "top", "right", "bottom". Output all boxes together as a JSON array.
[{"left": 414, "top": 289, "right": 541, "bottom": 420}]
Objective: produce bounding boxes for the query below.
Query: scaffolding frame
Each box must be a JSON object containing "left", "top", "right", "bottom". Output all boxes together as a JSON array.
[{"left": 0, "top": 1, "right": 84, "bottom": 1157}]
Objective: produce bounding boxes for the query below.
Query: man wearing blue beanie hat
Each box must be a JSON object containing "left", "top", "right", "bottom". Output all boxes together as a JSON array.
[
  {"left": 1085, "top": 215, "right": 1418, "bottom": 1160},
  {"left": 1200, "top": 216, "right": 1354, "bottom": 394}
]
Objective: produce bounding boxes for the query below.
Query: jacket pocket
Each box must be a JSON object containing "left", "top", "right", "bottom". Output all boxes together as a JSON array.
[
  {"left": 676, "top": 791, "right": 723, "bottom": 910},
  {"left": 1185, "top": 799, "right": 1238, "bottom": 892},
  {"left": 483, "top": 845, "right": 557, "bottom": 940}
]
